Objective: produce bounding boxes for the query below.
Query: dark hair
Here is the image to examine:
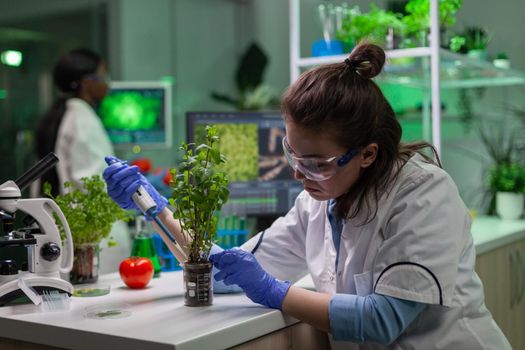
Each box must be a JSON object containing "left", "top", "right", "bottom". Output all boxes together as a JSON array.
[
  {"left": 281, "top": 42, "right": 439, "bottom": 223},
  {"left": 34, "top": 48, "right": 102, "bottom": 196}
]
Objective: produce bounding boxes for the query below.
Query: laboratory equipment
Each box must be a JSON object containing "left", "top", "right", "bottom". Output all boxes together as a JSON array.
[
  {"left": 186, "top": 111, "right": 303, "bottom": 217},
  {"left": 312, "top": 3, "right": 344, "bottom": 57},
  {"left": 18, "top": 278, "right": 70, "bottom": 311},
  {"left": 0, "top": 153, "right": 74, "bottom": 306},
  {"left": 72, "top": 284, "right": 111, "bottom": 297},
  {"left": 131, "top": 216, "right": 161, "bottom": 277},
  {"left": 215, "top": 202, "right": 249, "bottom": 249},
  {"left": 152, "top": 233, "right": 181, "bottom": 271},
  {"left": 105, "top": 158, "right": 188, "bottom": 261},
  {"left": 99, "top": 81, "right": 172, "bottom": 149}
]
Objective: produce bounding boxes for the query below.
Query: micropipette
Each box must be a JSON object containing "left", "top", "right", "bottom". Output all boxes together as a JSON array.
[{"left": 105, "top": 158, "right": 187, "bottom": 260}]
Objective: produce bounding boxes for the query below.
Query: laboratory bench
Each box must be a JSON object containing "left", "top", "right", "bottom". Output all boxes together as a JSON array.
[{"left": 0, "top": 215, "right": 524, "bottom": 350}]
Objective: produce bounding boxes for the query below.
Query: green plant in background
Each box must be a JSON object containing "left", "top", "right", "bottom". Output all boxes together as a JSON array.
[
  {"left": 211, "top": 42, "right": 279, "bottom": 111},
  {"left": 447, "top": 27, "right": 491, "bottom": 54},
  {"left": 488, "top": 162, "right": 525, "bottom": 193},
  {"left": 479, "top": 124, "right": 515, "bottom": 166},
  {"left": 463, "top": 26, "right": 491, "bottom": 51},
  {"left": 170, "top": 125, "right": 230, "bottom": 263},
  {"left": 457, "top": 88, "right": 486, "bottom": 130},
  {"left": 510, "top": 105, "right": 525, "bottom": 165},
  {"left": 449, "top": 35, "right": 466, "bottom": 52},
  {"left": 478, "top": 123, "right": 525, "bottom": 213},
  {"left": 44, "top": 175, "right": 130, "bottom": 246},
  {"left": 402, "top": 0, "right": 462, "bottom": 45},
  {"left": 195, "top": 123, "right": 258, "bottom": 182},
  {"left": 336, "top": 4, "right": 404, "bottom": 49}
]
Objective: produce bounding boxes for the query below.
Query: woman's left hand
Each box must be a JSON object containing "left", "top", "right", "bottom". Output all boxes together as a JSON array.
[{"left": 209, "top": 248, "right": 291, "bottom": 309}]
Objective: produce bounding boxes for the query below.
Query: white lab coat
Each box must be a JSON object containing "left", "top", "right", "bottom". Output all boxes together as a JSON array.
[
  {"left": 55, "top": 98, "right": 113, "bottom": 192},
  {"left": 55, "top": 98, "right": 131, "bottom": 274},
  {"left": 242, "top": 154, "right": 510, "bottom": 349}
]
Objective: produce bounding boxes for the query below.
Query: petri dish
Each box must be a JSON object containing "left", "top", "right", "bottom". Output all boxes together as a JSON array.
[
  {"left": 72, "top": 284, "right": 111, "bottom": 297},
  {"left": 84, "top": 302, "right": 132, "bottom": 320}
]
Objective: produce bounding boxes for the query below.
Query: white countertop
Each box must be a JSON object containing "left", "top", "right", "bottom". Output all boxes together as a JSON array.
[
  {"left": 0, "top": 216, "right": 524, "bottom": 350},
  {"left": 471, "top": 216, "right": 525, "bottom": 254},
  {"left": 0, "top": 271, "right": 300, "bottom": 350}
]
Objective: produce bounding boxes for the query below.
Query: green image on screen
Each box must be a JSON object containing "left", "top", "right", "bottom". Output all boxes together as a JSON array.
[
  {"left": 194, "top": 123, "right": 259, "bottom": 182},
  {"left": 100, "top": 91, "right": 161, "bottom": 131}
]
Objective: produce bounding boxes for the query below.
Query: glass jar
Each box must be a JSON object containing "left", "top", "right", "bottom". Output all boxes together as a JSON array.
[
  {"left": 183, "top": 261, "right": 213, "bottom": 306},
  {"left": 70, "top": 243, "right": 99, "bottom": 284}
]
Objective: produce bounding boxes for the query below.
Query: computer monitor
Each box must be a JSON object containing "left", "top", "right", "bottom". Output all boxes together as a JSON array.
[
  {"left": 99, "top": 81, "right": 172, "bottom": 149},
  {"left": 186, "top": 111, "right": 304, "bottom": 216}
]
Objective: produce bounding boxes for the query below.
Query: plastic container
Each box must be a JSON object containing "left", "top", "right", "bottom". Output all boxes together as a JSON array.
[
  {"left": 216, "top": 203, "right": 250, "bottom": 249},
  {"left": 311, "top": 39, "right": 344, "bottom": 57},
  {"left": 84, "top": 302, "right": 131, "bottom": 319},
  {"left": 72, "top": 284, "right": 111, "bottom": 297}
]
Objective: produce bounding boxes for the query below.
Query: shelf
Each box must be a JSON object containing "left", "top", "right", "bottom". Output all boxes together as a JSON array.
[
  {"left": 295, "top": 47, "right": 432, "bottom": 67},
  {"left": 384, "top": 49, "right": 525, "bottom": 89},
  {"left": 289, "top": 0, "right": 524, "bottom": 155},
  {"left": 295, "top": 47, "right": 525, "bottom": 89}
]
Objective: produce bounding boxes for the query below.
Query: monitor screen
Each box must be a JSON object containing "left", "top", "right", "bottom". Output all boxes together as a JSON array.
[
  {"left": 186, "top": 111, "right": 303, "bottom": 216},
  {"left": 99, "top": 81, "right": 172, "bottom": 149}
]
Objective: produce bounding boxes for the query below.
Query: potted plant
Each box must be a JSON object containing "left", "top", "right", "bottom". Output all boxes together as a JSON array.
[
  {"left": 336, "top": 4, "right": 405, "bottom": 50},
  {"left": 44, "top": 175, "right": 130, "bottom": 284},
  {"left": 488, "top": 162, "right": 525, "bottom": 220},
  {"left": 448, "top": 35, "right": 466, "bottom": 52},
  {"left": 479, "top": 122, "right": 525, "bottom": 219},
  {"left": 463, "top": 26, "right": 491, "bottom": 60},
  {"left": 170, "top": 125, "right": 230, "bottom": 306},
  {"left": 493, "top": 52, "right": 510, "bottom": 69},
  {"left": 401, "top": 0, "right": 462, "bottom": 47},
  {"left": 211, "top": 42, "right": 279, "bottom": 111}
]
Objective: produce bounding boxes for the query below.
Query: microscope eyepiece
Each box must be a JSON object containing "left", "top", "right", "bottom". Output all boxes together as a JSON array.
[{"left": 15, "top": 153, "right": 59, "bottom": 192}]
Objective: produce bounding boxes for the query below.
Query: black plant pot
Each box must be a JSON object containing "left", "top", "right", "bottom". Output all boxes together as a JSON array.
[{"left": 183, "top": 261, "right": 213, "bottom": 306}]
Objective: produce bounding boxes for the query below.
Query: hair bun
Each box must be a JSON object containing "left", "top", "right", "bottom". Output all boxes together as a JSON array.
[{"left": 347, "top": 42, "right": 386, "bottom": 79}]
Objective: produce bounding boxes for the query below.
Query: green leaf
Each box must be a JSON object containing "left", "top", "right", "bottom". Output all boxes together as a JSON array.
[
  {"left": 47, "top": 175, "right": 131, "bottom": 247},
  {"left": 488, "top": 162, "right": 525, "bottom": 193},
  {"left": 170, "top": 125, "right": 230, "bottom": 263}
]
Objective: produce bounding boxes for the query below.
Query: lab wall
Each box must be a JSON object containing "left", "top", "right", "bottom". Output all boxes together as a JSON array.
[
  {"left": 0, "top": 0, "right": 524, "bottom": 212},
  {"left": 107, "top": 0, "right": 241, "bottom": 167}
]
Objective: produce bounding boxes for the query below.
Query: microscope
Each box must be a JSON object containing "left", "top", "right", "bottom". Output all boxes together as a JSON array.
[{"left": 0, "top": 153, "right": 73, "bottom": 306}]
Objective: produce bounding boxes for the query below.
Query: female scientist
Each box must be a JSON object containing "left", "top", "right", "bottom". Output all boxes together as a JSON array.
[
  {"left": 103, "top": 42, "right": 510, "bottom": 349},
  {"left": 35, "top": 48, "right": 113, "bottom": 196},
  {"left": 35, "top": 49, "right": 131, "bottom": 274}
]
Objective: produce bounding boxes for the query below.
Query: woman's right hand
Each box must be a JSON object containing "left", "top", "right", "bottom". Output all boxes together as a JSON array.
[{"left": 103, "top": 156, "right": 168, "bottom": 216}]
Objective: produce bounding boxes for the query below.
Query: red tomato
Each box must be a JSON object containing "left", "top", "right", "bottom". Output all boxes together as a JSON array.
[{"left": 119, "top": 257, "right": 154, "bottom": 289}]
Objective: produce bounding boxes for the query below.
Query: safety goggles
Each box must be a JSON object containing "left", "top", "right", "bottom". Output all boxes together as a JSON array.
[{"left": 282, "top": 136, "right": 358, "bottom": 181}]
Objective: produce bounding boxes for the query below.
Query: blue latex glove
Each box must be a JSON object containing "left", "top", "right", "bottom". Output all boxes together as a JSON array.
[
  {"left": 103, "top": 156, "right": 168, "bottom": 216},
  {"left": 209, "top": 248, "right": 291, "bottom": 309}
]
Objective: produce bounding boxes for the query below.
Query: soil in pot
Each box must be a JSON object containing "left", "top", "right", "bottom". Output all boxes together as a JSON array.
[
  {"left": 70, "top": 243, "right": 99, "bottom": 284},
  {"left": 183, "top": 261, "right": 213, "bottom": 306}
]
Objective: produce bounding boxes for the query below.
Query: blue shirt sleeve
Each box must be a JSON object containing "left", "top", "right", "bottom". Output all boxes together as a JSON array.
[
  {"left": 210, "top": 244, "right": 243, "bottom": 294},
  {"left": 329, "top": 293, "right": 427, "bottom": 344}
]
